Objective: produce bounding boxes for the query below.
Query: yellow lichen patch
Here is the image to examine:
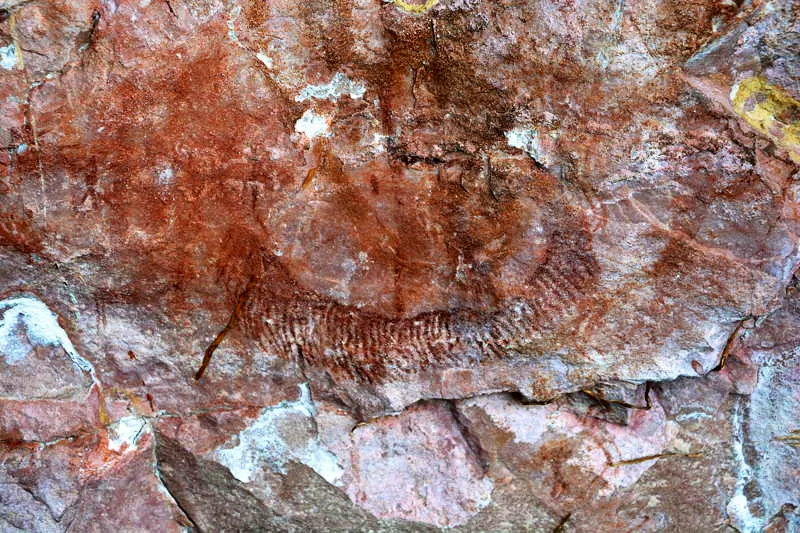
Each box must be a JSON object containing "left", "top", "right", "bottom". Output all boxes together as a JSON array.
[
  {"left": 390, "top": 0, "right": 440, "bottom": 14},
  {"left": 730, "top": 76, "right": 800, "bottom": 163}
]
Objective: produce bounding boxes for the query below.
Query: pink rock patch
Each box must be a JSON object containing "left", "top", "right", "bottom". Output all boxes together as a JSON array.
[{"left": 344, "top": 402, "right": 493, "bottom": 527}]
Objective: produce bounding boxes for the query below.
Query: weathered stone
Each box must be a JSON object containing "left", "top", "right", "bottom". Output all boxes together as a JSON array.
[{"left": 1, "top": 0, "right": 799, "bottom": 530}]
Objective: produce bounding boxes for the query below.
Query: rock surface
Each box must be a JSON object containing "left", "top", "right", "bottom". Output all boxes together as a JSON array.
[{"left": 1, "top": 0, "right": 799, "bottom": 531}]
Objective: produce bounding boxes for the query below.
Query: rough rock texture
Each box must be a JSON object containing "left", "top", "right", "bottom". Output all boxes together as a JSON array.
[{"left": 1, "top": 0, "right": 799, "bottom": 531}]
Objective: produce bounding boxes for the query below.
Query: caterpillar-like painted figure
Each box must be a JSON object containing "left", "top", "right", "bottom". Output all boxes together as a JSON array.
[{"left": 241, "top": 227, "right": 598, "bottom": 384}]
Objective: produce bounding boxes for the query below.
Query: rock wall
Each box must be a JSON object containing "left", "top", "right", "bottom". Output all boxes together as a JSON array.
[{"left": 1, "top": 0, "right": 798, "bottom": 531}]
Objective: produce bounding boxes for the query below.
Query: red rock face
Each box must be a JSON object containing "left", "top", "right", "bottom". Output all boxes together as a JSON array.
[{"left": 1, "top": 0, "right": 799, "bottom": 530}]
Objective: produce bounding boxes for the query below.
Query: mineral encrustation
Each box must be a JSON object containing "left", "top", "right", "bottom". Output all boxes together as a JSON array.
[{"left": 1, "top": 0, "right": 799, "bottom": 531}]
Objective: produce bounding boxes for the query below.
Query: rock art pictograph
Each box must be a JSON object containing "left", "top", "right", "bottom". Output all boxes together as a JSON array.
[{"left": 1, "top": 0, "right": 799, "bottom": 531}]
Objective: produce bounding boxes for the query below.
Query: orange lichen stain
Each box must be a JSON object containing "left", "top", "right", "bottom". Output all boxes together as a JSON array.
[
  {"left": 109, "top": 387, "right": 151, "bottom": 415},
  {"left": 93, "top": 384, "right": 111, "bottom": 426},
  {"left": 302, "top": 167, "right": 318, "bottom": 190}
]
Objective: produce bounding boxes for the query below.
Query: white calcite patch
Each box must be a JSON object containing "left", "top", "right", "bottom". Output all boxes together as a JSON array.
[
  {"left": 295, "top": 73, "right": 366, "bottom": 102},
  {"left": 629, "top": 140, "right": 669, "bottom": 176},
  {"left": 214, "top": 384, "right": 343, "bottom": 486},
  {"left": 226, "top": 5, "right": 243, "bottom": 46},
  {"left": 256, "top": 51, "right": 273, "bottom": 68},
  {"left": 505, "top": 127, "right": 539, "bottom": 156},
  {"left": 505, "top": 126, "right": 555, "bottom": 166},
  {"left": 0, "top": 44, "right": 17, "bottom": 70},
  {"left": 727, "top": 397, "right": 761, "bottom": 532},
  {"left": 725, "top": 354, "right": 800, "bottom": 533},
  {"left": 107, "top": 416, "right": 147, "bottom": 453},
  {"left": 155, "top": 166, "right": 174, "bottom": 185},
  {"left": 294, "top": 109, "right": 331, "bottom": 139},
  {"left": 362, "top": 132, "right": 388, "bottom": 154},
  {"left": 0, "top": 296, "right": 95, "bottom": 376}
]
